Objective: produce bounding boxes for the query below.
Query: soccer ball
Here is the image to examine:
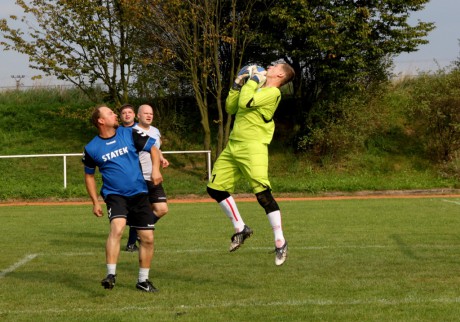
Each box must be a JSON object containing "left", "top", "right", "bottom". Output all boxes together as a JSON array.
[
  {"left": 237, "top": 64, "right": 266, "bottom": 88},
  {"left": 237, "top": 64, "right": 266, "bottom": 78}
]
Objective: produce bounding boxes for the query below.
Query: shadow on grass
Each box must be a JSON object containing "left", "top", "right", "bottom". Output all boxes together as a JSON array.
[{"left": 389, "top": 234, "right": 420, "bottom": 260}]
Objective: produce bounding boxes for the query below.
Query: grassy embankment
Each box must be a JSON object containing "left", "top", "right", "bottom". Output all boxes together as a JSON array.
[{"left": 0, "top": 88, "right": 458, "bottom": 201}]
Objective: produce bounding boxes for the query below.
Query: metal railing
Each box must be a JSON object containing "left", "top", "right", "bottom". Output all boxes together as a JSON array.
[{"left": 0, "top": 151, "right": 212, "bottom": 188}]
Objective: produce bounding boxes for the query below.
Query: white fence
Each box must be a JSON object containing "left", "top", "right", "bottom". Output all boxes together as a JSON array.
[{"left": 0, "top": 151, "right": 212, "bottom": 188}]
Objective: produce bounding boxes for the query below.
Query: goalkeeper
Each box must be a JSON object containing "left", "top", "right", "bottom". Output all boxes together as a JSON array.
[{"left": 207, "top": 61, "right": 295, "bottom": 266}]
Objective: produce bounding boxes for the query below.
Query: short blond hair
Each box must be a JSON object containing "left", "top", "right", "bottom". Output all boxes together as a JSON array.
[{"left": 280, "top": 63, "right": 295, "bottom": 86}]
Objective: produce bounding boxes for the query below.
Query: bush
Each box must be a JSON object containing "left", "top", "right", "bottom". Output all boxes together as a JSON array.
[
  {"left": 295, "top": 84, "right": 391, "bottom": 161},
  {"left": 405, "top": 69, "right": 460, "bottom": 162}
]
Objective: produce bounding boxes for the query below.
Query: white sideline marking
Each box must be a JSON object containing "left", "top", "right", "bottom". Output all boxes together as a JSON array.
[
  {"left": 1, "top": 297, "right": 459, "bottom": 315},
  {"left": 442, "top": 199, "right": 460, "bottom": 205},
  {"left": 157, "top": 244, "right": 460, "bottom": 253},
  {"left": 61, "top": 252, "right": 96, "bottom": 256},
  {"left": 0, "top": 254, "right": 38, "bottom": 279},
  {"left": 52, "top": 244, "right": 459, "bottom": 257}
]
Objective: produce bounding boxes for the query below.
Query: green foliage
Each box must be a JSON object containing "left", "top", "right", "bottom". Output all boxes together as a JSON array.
[
  {"left": 246, "top": 0, "right": 435, "bottom": 162},
  {"left": 1, "top": 0, "right": 436, "bottom": 158},
  {"left": 294, "top": 84, "right": 390, "bottom": 159},
  {"left": 251, "top": 0, "right": 434, "bottom": 102},
  {"left": 401, "top": 69, "right": 460, "bottom": 162},
  {"left": 0, "top": 0, "right": 149, "bottom": 105}
]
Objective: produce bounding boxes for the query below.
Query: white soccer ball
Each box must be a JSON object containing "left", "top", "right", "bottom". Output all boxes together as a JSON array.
[{"left": 238, "top": 64, "right": 266, "bottom": 78}]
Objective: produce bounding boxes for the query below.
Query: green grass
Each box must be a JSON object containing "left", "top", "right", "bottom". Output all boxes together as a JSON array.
[
  {"left": 1, "top": 198, "right": 460, "bottom": 321},
  {"left": 1, "top": 149, "right": 459, "bottom": 200},
  {"left": 1, "top": 87, "right": 460, "bottom": 201}
]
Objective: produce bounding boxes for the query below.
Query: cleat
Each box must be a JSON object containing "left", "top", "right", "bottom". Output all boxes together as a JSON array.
[
  {"left": 229, "top": 225, "right": 253, "bottom": 252},
  {"left": 125, "top": 244, "right": 139, "bottom": 252},
  {"left": 101, "top": 274, "right": 116, "bottom": 290},
  {"left": 136, "top": 279, "right": 159, "bottom": 293},
  {"left": 273, "top": 241, "right": 288, "bottom": 266}
]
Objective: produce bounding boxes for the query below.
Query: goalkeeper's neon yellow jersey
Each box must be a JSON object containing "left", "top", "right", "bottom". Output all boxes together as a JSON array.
[{"left": 226, "top": 80, "right": 281, "bottom": 144}]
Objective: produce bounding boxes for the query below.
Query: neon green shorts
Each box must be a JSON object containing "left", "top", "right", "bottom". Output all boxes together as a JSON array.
[{"left": 207, "top": 140, "right": 271, "bottom": 194}]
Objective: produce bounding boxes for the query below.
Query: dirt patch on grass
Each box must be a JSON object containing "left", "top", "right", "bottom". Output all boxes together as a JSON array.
[{"left": 1, "top": 189, "right": 459, "bottom": 207}]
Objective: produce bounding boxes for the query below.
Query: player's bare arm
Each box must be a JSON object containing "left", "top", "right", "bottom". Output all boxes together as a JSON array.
[
  {"left": 84, "top": 173, "right": 103, "bottom": 217},
  {"left": 150, "top": 146, "right": 163, "bottom": 185},
  {"left": 160, "top": 150, "right": 170, "bottom": 168}
]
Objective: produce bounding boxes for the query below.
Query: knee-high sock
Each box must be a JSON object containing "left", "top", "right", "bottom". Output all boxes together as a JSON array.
[
  {"left": 267, "top": 210, "right": 285, "bottom": 247},
  {"left": 219, "top": 196, "right": 245, "bottom": 232}
]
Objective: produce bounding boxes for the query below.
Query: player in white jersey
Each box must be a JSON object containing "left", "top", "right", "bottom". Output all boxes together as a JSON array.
[
  {"left": 135, "top": 104, "right": 169, "bottom": 219},
  {"left": 123, "top": 104, "right": 170, "bottom": 251}
]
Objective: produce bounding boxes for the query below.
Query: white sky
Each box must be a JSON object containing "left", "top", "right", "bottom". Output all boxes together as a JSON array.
[{"left": 1, "top": 0, "right": 459, "bottom": 87}]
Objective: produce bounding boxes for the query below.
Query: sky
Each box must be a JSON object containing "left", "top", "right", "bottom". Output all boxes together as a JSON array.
[{"left": 0, "top": 0, "right": 459, "bottom": 87}]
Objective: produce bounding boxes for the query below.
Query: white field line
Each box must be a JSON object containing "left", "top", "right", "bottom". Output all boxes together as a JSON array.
[
  {"left": 442, "top": 199, "right": 460, "bottom": 205},
  {"left": 4, "top": 243, "right": 457, "bottom": 277},
  {"left": 52, "top": 243, "right": 460, "bottom": 257},
  {"left": 163, "top": 244, "right": 460, "bottom": 253},
  {"left": 0, "top": 254, "right": 38, "bottom": 279},
  {"left": 1, "top": 297, "right": 460, "bottom": 315}
]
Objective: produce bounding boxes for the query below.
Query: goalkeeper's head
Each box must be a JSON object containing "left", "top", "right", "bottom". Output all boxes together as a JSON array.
[{"left": 266, "top": 61, "right": 295, "bottom": 88}]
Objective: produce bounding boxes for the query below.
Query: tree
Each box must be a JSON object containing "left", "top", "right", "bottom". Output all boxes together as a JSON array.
[
  {"left": 141, "top": 0, "right": 259, "bottom": 156},
  {"left": 0, "top": 0, "right": 147, "bottom": 106},
  {"left": 246, "top": 0, "right": 435, "bottom": 154}
]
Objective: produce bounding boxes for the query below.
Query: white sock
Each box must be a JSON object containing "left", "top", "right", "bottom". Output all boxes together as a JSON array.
[
  {"left": 107, "top": 264, "right": 116, "bottom": 276},
  {"left": 219, "top": 196, "right": 245, "bottom": 232},
  {"left": 138, "top": 268, "right": 150, "bottom": 283},
  {"left": 267, "top": 210, "right": 285, "bottom": 247}
]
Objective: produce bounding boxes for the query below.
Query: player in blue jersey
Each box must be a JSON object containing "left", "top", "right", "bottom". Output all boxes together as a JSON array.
[
  {"left": 119, "top": 103, "right": 142, "bottom": 252},
  {"left": 82, "top": 105, "right": 162, "bottom": 292}
]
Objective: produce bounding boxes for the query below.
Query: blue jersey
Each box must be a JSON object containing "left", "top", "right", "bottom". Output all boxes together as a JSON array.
[{"left": 82, "top": 126, "right": 156, "bottom": 198}]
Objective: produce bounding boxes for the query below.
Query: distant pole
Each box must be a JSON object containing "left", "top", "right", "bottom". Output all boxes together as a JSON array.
[{"left": 11, "top": 75, "right": 25, "bottom": 90}]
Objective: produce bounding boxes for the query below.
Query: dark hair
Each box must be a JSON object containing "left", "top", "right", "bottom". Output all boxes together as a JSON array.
[
  {"left": 90, "top": 106, "right": 103, "bottom": 129},
  {"left": 119, "top": 103, "right": 135, "bottom": 114},
  {"left": 280, "top": 63, "right": 295, "bottom": 86}
]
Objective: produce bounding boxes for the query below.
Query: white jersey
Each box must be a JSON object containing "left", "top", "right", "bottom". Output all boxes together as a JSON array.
[{"left": 133, "top": 124, "right": 161, "bottom": 181}]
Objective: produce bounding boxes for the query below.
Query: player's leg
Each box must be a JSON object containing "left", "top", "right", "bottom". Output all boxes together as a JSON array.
[
  {"left": 208, "top": 142, "right": 254, "bottom": 251},
  {"left": 255, "top": 189, "right": 287, "bottom": 266},
  {"left": 137, "top": 229, "right": 154, "bottom": 269},
  {"left": 147, "top": 181, "right": 168, "bottom": 222},
  {"left": 153, "top": 202, "right": 168, "bottom": 218},
  {"left": 136, "top": 229, "right": 157, "bottom": 292},
  {"left": 102, "top": 195, "right": 129, "bottom": 289},
  {"left": 208, "top": 144, "right": 249, "bottom": 228},
  {"left": 207, "top": 142, "right": 245, "bottom": 231},
  {"left": 129, "top": 194, "right": 158, "bottom": 292},
  {"left": 106, "top": 218, "right": 127, "bottom": 264},
  {"left": 242, "top": 142, "right": 288, "bottom": 265},
  {"left": 207, "top": 186, "right": 253, "bottom": 251},
  {"left": 125, "top": 227, "right": 139, "bottom": 252}
]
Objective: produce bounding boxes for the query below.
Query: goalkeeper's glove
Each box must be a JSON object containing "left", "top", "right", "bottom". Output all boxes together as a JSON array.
[
  {"left": 249, "top": 65, "right": 267, "bottom": 87},
  {"left": 232, "top": 65, "right": 254, "bottom": 90}
]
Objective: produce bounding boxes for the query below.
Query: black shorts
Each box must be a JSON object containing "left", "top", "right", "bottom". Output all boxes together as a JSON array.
[
  {"left": 146, "top": 181, "right": 167, "bottom": 204},
  {"left": 104, "top": 194, "right": 155, "bottom": 230}
]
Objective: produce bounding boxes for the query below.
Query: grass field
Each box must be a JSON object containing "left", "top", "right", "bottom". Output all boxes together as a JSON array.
[{"left": 1, "top": 197, "right": 459, "bottom": 321}]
